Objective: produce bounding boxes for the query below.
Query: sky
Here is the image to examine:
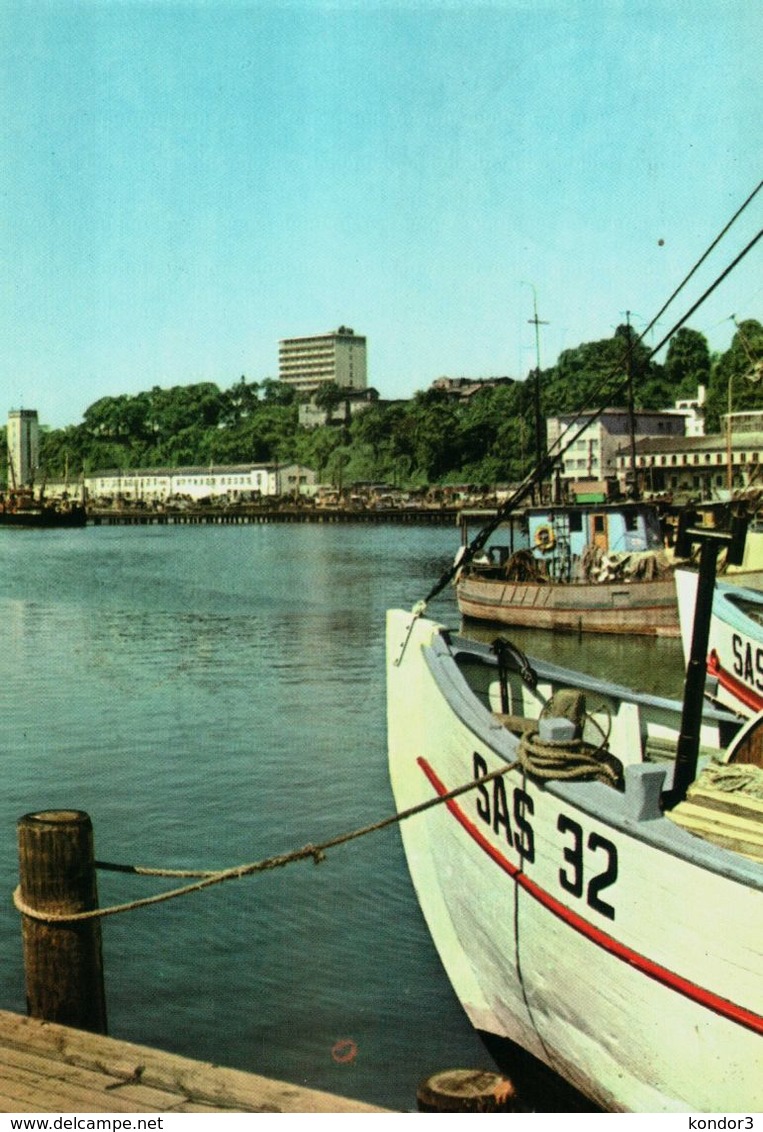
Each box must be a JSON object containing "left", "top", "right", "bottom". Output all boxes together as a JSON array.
[{"left": 1, "top": 0, "right": 761, "bottom": 430}]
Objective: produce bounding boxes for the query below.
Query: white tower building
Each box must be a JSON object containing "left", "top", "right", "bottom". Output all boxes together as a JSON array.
[{"left": 7, "top": 409, "right": 40, "bottom": 488}]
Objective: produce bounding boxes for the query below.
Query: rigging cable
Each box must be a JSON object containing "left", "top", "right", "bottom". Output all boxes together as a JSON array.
[
  {"left": 542, "top": 182, "right": 763, "bottom": 476},
  {"left": 418, "top": 218, "right": 763, "bottom": 610},
  {"left": 642, "top": 179, "right": 762, "bottom": 347}
]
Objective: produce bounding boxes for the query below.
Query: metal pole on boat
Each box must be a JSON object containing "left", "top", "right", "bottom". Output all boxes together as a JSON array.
[{"left": 665, "top": 512, "right": 748, "bottom": 808}]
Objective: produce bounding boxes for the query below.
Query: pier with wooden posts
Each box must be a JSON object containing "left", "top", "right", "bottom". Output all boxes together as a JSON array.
[
  {"left": 8, "top": 781, "right": 593, "bottom": 1114},
  {"left": 6, "top": 807, "right": 528, "bottom": 1114},
  {"left": 89, "top": 505, "right": 460, "bottom": 526},
  {"left": 6, "top": 811, "right": 389, "bottom": 1114}
]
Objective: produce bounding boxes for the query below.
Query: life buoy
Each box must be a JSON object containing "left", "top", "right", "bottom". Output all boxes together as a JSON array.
[{"left": 534, "top": 524, "right": 556, "bottom": 552}]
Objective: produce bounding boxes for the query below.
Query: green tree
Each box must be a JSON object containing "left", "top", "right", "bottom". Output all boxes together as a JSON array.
[
  {"left": 704, "top": 319, "right": 763, "bottom": 432},
  {"left": 664, "top": 327, "right": 711, "bottom": 401},
  {"left": 39, "top": 424, "right": 88, "bottom": 481},
  {"left": 83, "top": 395, "right": 147, "bottom": 441},
  {"left": 222, "top": 376, "right": 260, "bottom": 426},
  {"left": 544, "top": 326, "right": 655, "bottom": 414},
  {"left": 349, "top": 402, "right": 410, "bottom": 480},
  {"left": 409, "top": 390, "right": 462, "bottom": 480},
  {"left": 295, "top": 426, "right": 344, "bottom": 481},
  {"left": 261, "top": 379, "right": 295, "bottom": 405},
  {"left": 313, "top": 381, "right": 344, "bottom": 413}
]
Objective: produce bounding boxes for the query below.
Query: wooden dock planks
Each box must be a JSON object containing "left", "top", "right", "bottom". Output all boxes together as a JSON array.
[{"left": 0, "top": 1011, "right": 388, "bottom": 1113}]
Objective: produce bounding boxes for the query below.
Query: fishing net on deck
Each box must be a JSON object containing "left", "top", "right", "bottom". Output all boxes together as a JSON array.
[
  {"left": 503, "top": 550, "right": 547, "bottom": 582},
  {"left": 667, "top": 762, "right": 763, "bottom": 862}
]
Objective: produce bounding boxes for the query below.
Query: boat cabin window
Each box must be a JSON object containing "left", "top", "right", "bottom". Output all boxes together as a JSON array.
[
  {"left": 569, "top": 512, "right": 583, "bottom": 532},
  {"left": 625, "top": 512, "right": 639, "bottom": 532},
  {"left": 593, "top": 515, "right": 605, "bottom": 534}
]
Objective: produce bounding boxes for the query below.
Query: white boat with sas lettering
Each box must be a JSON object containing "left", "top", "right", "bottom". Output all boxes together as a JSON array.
[
  {"left": 387, "top": 518, "right": 762, "bottom": 1111},
  {"left": 677, "top": 566, "right": 763, "bottom": 719}
]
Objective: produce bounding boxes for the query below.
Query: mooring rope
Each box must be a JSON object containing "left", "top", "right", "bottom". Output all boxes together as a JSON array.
[
  {"left": 12, "top": 759, "right": 519, "bottom": 925},
  {"left": 517, "top": 731, "right": 622, "bottom": 787}
]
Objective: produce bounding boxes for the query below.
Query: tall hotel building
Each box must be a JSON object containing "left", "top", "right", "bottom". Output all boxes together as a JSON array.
[
  {"left": 278, "top": 326, "right": 367, "bottom": 396},
  {"left": 7, "top": 409, "right": 39, "bottom": 487}
]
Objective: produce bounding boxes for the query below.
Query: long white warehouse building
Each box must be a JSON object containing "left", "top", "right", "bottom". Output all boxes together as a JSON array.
[{"left": 45, "top": 462, "right": 317, "bottom": 504}]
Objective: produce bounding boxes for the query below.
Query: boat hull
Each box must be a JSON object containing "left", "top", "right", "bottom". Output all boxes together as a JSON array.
[
  {"left": 0, "top": 506, "right": 86, "bottom": 529},
  {"left": 456, "top": 573, "right": 680, "bottom": 637},
  {"left": 387, "top": 609, "right": 762, "bottom": 1112},
  {"left": 676, "top": 568, "right": 763, "bottom": 717}
]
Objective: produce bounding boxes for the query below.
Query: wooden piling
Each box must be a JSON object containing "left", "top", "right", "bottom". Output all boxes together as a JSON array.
[
  {"left": 17, "top": 810, "right": 107, "bottom": 1035},
  {"left": 416, "top": 1068, "right": 518, "bottom": 1112}
]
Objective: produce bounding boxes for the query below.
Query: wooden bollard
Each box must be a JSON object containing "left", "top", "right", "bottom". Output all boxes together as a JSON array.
[
  {"left": 17, "top": 810, "right": 107, "bottom": 1034},
  {"left": 417, "top": 1068, "right": 518, "bottom": 1112}
]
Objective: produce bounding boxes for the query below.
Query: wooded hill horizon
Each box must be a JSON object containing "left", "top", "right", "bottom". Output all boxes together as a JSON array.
[{"left": 10, "top": 320, "right": 763, "bottom": 489}]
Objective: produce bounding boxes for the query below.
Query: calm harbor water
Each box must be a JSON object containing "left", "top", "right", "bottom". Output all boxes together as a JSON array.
[{"left": 0, "top": 523, "right": 686, "bottom": 1111}]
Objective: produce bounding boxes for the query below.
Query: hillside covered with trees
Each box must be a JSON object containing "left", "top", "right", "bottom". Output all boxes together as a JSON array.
[{"left": 8, "top": 320, "right": 763, "bottom": 489}]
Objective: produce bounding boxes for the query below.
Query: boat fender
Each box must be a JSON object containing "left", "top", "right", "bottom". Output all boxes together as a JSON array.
[{"left": 534, "top": 524, "right": 556, "bottom": 552}]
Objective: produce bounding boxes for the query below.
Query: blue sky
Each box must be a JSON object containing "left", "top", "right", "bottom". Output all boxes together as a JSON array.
[{"left": 2, "top": 1, "right": 761, "bottom": 428}]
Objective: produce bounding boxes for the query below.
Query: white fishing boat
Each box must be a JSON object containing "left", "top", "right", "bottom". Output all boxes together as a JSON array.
[
  {"left": 676, "top": 567, "right": 763, "bottom": 719},
  {"left": 387, "top": 522, "right": 762, "bottom": 1110}
]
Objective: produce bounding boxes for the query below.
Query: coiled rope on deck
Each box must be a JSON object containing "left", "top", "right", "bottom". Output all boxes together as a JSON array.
[
  {"left": 12, "top": 758, "right": 519, "bottom": 925},
  {"left": 516, "top": 689, "right": 624, "bottom": 788},
  {"left": 517, "top": 731, "right": 622, "bottom": 786},
  {"left": 489, "top": 648, "right": 623, "bottom": 787}
]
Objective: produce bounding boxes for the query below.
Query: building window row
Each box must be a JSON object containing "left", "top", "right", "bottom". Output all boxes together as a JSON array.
[{"left": 633, "top": 450, "right": 756, "bottom": 468}]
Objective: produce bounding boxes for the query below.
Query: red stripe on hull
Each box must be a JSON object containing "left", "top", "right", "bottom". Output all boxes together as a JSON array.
[
  {"left": 707, "top": 649, "right": 763, "bottom": 713},
  {"left": 417, "top": 756, "right": 763, "bottom": 1037}
]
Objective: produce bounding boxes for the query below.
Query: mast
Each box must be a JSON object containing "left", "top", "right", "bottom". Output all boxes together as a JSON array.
[
  {"left": 623, "top": 312, "right": 640, "bottom": 500},
  {"left": 726, "top": 369, "right": 734, "bottom": 493},
  {"left": 726, "top": 314, "right": 740, "bottom": 494},
  {"left": 527, "top": 287, "right": 548, "bottom": 503}
]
